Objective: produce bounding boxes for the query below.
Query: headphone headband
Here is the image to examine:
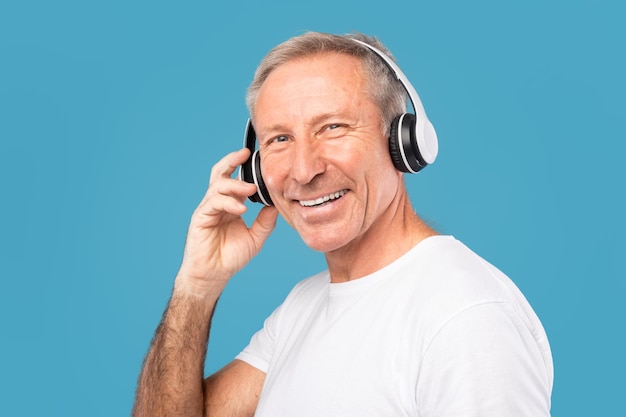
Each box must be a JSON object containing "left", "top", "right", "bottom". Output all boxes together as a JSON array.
[{"left": 350, "top": 38, "right": 438, "bottom": 165}]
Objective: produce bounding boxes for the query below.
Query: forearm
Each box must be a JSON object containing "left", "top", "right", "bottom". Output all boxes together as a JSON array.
[
  {"left": 133, "top": 284, "right": 219, "bottom": 417},
  {"left": 132, "top": 148, "right": 277, "bottom": 416}
]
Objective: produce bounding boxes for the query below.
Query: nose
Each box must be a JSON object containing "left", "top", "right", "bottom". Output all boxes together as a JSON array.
[{"left": 290, "top": 138, "right": 325, "bottom": 184}]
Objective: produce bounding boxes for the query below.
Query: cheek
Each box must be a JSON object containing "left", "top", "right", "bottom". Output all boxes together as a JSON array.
[
  {"left": 365, "top": 154, "right": 403, "bottom": 202},
  {"left": 374, "top": 141, "right": 396, "bottom": 169},
  {"left": 259, "top": 156, "right": 282, "bottom": 192},
  {"left": 358, "top": 139, "right": 398, "bottom": 179},
  {"left": 259, "top": 157, "right": 295, "bottom": 219}
]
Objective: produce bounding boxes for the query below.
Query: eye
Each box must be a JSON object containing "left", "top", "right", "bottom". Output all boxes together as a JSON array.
[
  {"left": 271, "top": 135, "right": 289, "bottom": 143},
  {"left": 321, "top": 123, "right": 348, "bottom": 138}
]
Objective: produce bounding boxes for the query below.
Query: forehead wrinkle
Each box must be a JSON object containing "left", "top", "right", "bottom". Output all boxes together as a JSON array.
[{"left": 253, "top": 53, "right": 371, "bottom": 135}]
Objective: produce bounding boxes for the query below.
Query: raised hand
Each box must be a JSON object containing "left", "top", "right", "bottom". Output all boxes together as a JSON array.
[{"left": 175, "top": 148, "right": 278, "bottom": 298}]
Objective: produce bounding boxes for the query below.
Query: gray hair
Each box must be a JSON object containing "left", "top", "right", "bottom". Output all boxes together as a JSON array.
[{"left": 246, "top": 32, "right": 407, "bottom": 136}]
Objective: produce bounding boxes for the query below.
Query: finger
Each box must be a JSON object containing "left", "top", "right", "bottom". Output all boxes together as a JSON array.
[
  {"left": 249, "top": 206, "right": 279, "bottom": 249},
  {"left": 193, "top": 193, "right": 248, "bottom": 226},
  {"left": 199, "top": 177, "right": 257, "bottom": 207},
  {"left": 215, "top": 177, "right": 258, "bottom": 200},
  {"left": 200, "top": 180, "right": 256, "bottom": 212},
  {"left": 209, "top": 148, "right": 251, "bottom": 184}
]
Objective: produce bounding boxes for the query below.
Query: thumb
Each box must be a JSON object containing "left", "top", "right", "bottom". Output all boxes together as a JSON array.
[{"left": 249, "top": 206, "right": 279, "bottom": 249}]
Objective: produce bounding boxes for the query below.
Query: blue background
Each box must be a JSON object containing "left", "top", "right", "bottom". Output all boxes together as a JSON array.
[{"left": 1, "top": 0, "right": 624, "bottom": 415}]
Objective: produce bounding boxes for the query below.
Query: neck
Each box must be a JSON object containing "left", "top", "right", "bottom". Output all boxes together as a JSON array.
[{"left": 324, "top": 190, "right": 437, "bottom": 283}]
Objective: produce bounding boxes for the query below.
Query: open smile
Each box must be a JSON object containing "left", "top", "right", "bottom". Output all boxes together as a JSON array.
[{"left": 299, "top": 190, "right": 348, "bottom": 207}]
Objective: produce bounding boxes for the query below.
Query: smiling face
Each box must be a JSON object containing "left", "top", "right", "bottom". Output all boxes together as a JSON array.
[{"left": 252, "top": 52, "right": 405, "bottom": 254}]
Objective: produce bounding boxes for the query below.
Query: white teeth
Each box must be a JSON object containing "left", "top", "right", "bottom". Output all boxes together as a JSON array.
[{"left": 300, "top": 190, "right": 347, "bottom": 207}]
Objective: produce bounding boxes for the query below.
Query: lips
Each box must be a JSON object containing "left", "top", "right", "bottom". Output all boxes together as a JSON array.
[{"left": 299, "top": 189, "right": 348, "bottom": 207}]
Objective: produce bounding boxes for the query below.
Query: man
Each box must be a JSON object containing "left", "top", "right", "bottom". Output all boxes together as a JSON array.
[{"left": 133, "top": 32, "right": 553, "bottom": 416}]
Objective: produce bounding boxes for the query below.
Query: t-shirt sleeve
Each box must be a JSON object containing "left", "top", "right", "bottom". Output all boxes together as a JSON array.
[
  {"left": 417, "top": 302, "right": 553, "bottom": 417},
  {"left": 235, "top": 302, "right": 284, "bottom": 374},
  {"left": 234, "top": 272, "right": 327, "bottom": 374}
]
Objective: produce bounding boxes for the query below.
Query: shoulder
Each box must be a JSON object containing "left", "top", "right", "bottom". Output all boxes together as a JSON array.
[
  {"left": 390, "top": 236, "right": 547, "bottom": 343},
  {"left": 392, "top": 236, "right": 514, "bottom": 304}
]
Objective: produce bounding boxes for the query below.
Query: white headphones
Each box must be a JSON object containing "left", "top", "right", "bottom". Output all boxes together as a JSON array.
[{"left": 240, "top": 38, "right": 438, "bottom": 206}]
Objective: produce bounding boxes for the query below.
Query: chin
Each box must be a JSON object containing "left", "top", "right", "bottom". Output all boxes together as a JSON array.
[{"left": 299, "top": 231, "right": 353, "bottom": 254}]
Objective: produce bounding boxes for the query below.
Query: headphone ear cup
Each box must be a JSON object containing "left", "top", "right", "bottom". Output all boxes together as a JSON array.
[
  {"left": 388, "top": 113, "right": 428, "bottom": 174},
  {"left": 251, "top": 150, "right": 274, "bottom": 206},
  {"left": 240, "top": 119, "right": 273, "bottom": 206},
  {"left": 388, "top": 114, "right": 409, "bottom": 172}
]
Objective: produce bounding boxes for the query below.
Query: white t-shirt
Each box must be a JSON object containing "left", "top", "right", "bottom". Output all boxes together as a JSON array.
[{"left": 237, "top": 236, "right": 553, "bottom": 416}]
